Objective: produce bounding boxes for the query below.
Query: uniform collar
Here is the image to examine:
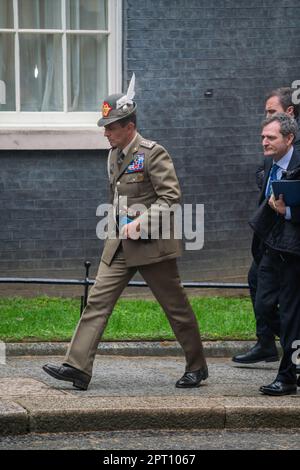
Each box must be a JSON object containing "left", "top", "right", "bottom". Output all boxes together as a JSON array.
[{"left": 121, "top": 132, "right": 138, "bottom": 157}]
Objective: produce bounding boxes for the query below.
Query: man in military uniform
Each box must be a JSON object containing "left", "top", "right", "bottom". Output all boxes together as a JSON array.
[{"left": 43, "top": 77, "right": 208, "bottom": 391}]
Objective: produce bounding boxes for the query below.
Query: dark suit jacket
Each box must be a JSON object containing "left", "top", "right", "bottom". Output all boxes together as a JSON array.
[{"left": 250, "top": 148, "right": 300, "bottom": 261}]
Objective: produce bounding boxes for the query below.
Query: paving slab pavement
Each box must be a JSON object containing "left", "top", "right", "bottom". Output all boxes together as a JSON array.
[{"left": 0, "top": 353, "right": 299, "bottom": 435}]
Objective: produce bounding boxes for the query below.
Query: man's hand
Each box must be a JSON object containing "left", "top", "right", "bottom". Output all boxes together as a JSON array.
[
  {"left": 121, "top": 219, "right": 141, "bottom": 240},
  {"left": 268, "top": 194, "right": 286, "bottom": 215}
]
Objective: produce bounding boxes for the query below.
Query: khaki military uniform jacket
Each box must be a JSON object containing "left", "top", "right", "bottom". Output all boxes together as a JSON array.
[{"left": 101, "top": 133, "right": 182, "bottom": 267}]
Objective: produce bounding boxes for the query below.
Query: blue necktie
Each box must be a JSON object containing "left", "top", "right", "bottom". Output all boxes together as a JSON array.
[{"left": 265, "top": 163, "right": 280, "bottom": 198}]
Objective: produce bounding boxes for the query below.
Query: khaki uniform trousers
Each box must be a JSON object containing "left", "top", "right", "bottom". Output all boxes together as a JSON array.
[{"left": 64, "top": 249, "right": 207, "bottom": 377}]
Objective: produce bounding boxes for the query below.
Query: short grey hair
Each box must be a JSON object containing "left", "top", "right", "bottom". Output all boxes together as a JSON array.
[
  {"left": 266, "top": 87, "right": 299, "bottom": 119},
  {"left": 262, "top": 112, "right": 298, "bottom": 140}
]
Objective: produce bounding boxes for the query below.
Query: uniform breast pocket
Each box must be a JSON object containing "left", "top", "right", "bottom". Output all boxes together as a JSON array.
[
  {"left": 122, "top": 172, "right": 145, "bottom": 196},
  {"left": 125, "top": 172, "right": 145, "bottom": 183}
]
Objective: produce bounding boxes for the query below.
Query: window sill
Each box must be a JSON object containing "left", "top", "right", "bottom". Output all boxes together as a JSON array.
[{"left": 0, "top": 127, "right": 110, "bottom": 150}]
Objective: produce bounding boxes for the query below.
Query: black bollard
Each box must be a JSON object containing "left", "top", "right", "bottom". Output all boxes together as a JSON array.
[{"left": 80, "top": 260, "right": 91, "bottom": 316}]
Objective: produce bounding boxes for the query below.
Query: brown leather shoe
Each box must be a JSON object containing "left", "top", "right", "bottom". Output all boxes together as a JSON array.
[
  {"left": 43, "top": 363, "right": 90, "bottom": 390},
  {"left": 175, "top": 367, "right": 208, "bottom": 388}
]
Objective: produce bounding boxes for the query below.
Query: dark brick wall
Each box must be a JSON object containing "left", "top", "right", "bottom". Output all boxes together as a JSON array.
[
  {"left": 1, "top": 0, "right": 300, "bottom": 292},
  {"left": 0, "top": 151, "right": 107, "bottom": 282}
]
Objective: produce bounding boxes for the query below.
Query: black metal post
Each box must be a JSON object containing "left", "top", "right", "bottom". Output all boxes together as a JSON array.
[{"left": 80, "top": 261, "right": 91, "bottom": 316}]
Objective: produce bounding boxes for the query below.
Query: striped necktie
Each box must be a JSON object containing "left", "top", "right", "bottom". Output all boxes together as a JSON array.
[{"left": 117, "top": 150, "right": 125, "bottom": 166}]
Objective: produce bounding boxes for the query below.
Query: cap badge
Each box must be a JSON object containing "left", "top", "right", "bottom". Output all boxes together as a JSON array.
[{"left": 102, "top": 101, "right": 113, "bottom": 117}]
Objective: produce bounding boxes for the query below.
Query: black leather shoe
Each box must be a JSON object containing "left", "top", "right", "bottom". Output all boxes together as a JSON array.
[
  {"left": 259, "top": 380, "right": 297, "bottom": 396},
  {"left": 232, "top": 340, "right": 279, "bottom": 364},
  {"left": 175, "top": 367, "right": 208, "bottom": 388},
  {"left": 43, "top": 363, "right": 90, "bottom": 390}
]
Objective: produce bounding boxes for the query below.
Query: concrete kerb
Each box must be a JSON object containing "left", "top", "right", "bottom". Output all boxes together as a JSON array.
[
  {"left": 5, "top": 340, "right": 280, "bottom": 357},
  {"left": 1, "top": 396, "right": 300, "bottom": 435},
  {"left": 0, "top": 400, "right": 28, "bottom": 435}
]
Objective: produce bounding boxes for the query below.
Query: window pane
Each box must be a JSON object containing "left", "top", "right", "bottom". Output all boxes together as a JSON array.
[
  {"left": 0, "top": 0, "right": 14, "bottom": 28},
  {"left": 66, "top": 0, "right": 107, "bottom": 30},
  {"left": 0, "top": 33, "right": 15, "bottom": 110},
  {"left": 20, "top": 34, "right": 63, "bottom": 111},
  {"left": 67, "top": 34, "right": 107, "bottom": 111},
  {"left": 19, "top": 0, "right": 62, "bottom": 29}
]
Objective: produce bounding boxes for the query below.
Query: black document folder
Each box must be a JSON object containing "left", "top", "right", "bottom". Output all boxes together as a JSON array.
[{"left": 272, "top": 180, "right": 300, "bottom": 206}]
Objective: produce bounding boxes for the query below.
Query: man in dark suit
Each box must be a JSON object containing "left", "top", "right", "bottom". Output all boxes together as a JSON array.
[
  {"left": 233, "top": 87, "right": 300, "bottom": 365},
  {"left": 249, "top": 113, "right": 300, "bottom": 395}
]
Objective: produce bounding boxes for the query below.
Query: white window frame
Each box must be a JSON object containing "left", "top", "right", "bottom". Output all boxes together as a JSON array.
[{"left": 0, "top": 0, "right": 122, "bottom": 149}]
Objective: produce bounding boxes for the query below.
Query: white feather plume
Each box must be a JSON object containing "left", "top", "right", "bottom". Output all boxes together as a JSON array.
[
  {"left": 116, "top": 73, "right": 135, "bottom": 109},
  {"left": 126, "top": 73, "right": 135, "bottom": 101}
]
